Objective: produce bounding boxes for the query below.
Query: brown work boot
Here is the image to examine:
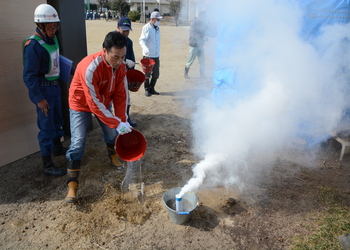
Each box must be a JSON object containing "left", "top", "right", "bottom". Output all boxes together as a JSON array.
[
  {"left": 106, "top": 143, "right": 122, "bottom": 167},
  {"left": 65, "top": 181, "right": 78, "bottom": 203},
  {"left": 65, "top": 161, "right": 80, "bottom": 203}
]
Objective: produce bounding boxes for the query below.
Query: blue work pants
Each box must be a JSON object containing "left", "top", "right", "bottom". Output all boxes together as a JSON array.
[
  {"left": 66, "top": 109, "right": 118, "bottom": 161},
  {"left": 36, "top": 85, "right": 65, "bottom": 156}
]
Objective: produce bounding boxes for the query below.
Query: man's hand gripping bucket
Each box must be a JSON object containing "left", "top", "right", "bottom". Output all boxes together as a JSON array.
[{"left": 115, "top": 129, "right": 147, "bottom": 162}]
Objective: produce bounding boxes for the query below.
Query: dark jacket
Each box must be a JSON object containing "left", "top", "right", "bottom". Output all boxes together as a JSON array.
[
  {"left": 126, "top": 36, "right": 135, "bottom": 70},
  {"left": 116, "top": 31, "right": 135, "bottom": 70},
  {"left": 23, "top": 28, "right": 59, "bottom": 103},
  {"left": 189, "top": 17, "right": 209, "bottom": 47}
]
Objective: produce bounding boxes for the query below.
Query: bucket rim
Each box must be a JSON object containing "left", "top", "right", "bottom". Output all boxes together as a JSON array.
[
  {"left": 162, "top": 187, "right": 199, "bottom": 213},
  {"left": 127, "top": 69, "right": 146, "bottom": 81},
  {"left": 140, "top": 58, "right": 156, "bottom": 65},
  {"left": 115, "top": 128, "right": 147, "bottom": 161}
]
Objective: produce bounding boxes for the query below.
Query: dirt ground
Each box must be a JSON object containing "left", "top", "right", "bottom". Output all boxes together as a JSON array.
[{"left": 1, "top": 19, "right": 350, "bottom": 250}]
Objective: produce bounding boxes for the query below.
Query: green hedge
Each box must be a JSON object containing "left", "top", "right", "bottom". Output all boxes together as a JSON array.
[{"left": 128, "top": 10, "right": 140, "bottom": 22}]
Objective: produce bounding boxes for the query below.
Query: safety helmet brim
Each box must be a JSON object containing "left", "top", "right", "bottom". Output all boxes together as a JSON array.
[{"left": 34, "top": 4, "right": 60, "bottom": 23}]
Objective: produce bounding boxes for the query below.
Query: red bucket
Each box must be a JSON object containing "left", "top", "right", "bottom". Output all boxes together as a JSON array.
[
  {"left": 140, "top": 58, "right": 155, "bottom": 74},
  {"left": 126, "top": 69, "right": 146, "bottom": 92},
  {"left": 115, "top": 129, "right": 147, "bottom": 162}
]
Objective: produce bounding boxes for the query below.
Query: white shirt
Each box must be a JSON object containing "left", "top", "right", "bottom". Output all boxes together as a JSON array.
[{"left": 139, "top": 22, "right": 161, "bottom": 58}]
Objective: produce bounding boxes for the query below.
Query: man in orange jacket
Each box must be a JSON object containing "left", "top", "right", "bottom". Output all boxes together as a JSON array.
[{"left": 65, "top": 31, "right": 132, "bottom": 203}]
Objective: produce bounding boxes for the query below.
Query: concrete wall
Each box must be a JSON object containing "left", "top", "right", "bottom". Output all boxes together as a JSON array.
[
  {"left": 0, "top": 0, "right": 87, "bottom": 167},
  {"left": 0, "top": 0, "right": 43, "bottom": 167}
]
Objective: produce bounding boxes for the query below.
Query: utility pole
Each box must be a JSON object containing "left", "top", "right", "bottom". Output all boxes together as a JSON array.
[{"left": 143, "top": 0, "right": 146, "bottom": 23}]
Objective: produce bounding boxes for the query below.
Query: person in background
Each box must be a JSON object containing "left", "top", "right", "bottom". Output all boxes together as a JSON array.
[
  {"left": 175, "top": 14, "right": 179, "bottom": 27},
  {"left": 116, "top": 16, "right": 138, "bottom": 127},
  {"left": 22, "top": 4, "right": 67, "bottom": 177},
  {"left": 65, "top": 31, "right": 132, "bottom": 203},
  {"left": 184, "top": 11, "right": 211, "bottom": 79},
  {"left": 139, "top": 11, "right": 163, "bottom": 97}
]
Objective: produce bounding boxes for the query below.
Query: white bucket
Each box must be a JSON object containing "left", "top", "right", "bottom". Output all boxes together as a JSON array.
[{"left": 162, "top": 187, "right": 198, "bottom": 225}]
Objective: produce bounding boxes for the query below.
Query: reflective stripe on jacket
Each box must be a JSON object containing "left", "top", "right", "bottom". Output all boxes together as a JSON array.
[
  {"left": 69, "top": 50, "right": 128, "bottom": 129},
  {"left": 23, "top": 34, "right": 60, "bottom": 81}
]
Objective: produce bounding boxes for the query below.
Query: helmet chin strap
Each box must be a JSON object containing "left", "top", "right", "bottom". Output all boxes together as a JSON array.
[{"left": 36, "top": 23, "right": 52, "bottom": 39}]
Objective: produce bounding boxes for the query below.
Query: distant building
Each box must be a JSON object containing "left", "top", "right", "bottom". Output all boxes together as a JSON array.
[
  {"left": 85, "top": 0, "right": 210, "bottom": 22},
  {"left": 86, "top": 0, "right": 169, "bottom": 14},
  {"left": 126, "top": 0, "right": 169, "bottom": 16}
]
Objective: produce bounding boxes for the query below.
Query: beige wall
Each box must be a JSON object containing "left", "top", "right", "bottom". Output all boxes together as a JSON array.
[{"left": 0, "top": 0, "right": 43, "bottom": 166}]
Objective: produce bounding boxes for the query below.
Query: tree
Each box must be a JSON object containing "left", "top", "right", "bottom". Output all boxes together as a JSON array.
[
  {"left": 168, "top": 0, "right": 181, "bottom": 16},
  {"left": 97, "top": 0, "right": 110, "bottom": 12},
  {"left": 128, "top": 10, "right": 140, "bottom": 22},
  {"left": 167, "top": 0, "right": 181, "bottom": 26},
  {"left": 90, "top": 4, "right": 98, "bottom": 11},
  {"left": 110, "top": 0, "right": 130, "bottom": 17}
]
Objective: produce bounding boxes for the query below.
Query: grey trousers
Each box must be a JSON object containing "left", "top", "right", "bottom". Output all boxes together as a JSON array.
[{"left": 185, "top": 46, "right": 205, "bottom": 71}]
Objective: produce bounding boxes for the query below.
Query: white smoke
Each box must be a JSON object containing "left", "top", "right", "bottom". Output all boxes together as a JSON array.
[{"left": 179, "top": 0, "right": 350, "bottom": 197}]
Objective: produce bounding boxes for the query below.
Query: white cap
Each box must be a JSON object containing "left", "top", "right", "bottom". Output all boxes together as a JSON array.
[
  {"left": 150, "top": 11, "right": 163, "bottom": 19},
  {"left": 34, "top": 4, "right": 60, "bottom": 23}
]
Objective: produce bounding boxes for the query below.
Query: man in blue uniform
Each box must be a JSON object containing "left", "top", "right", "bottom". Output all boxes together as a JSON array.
[
  {"left": 23, "top": 4, "right": 67, "bottom": 177},
  {"left": 116, "top": 16, "right": 138, "bottom": 127}
]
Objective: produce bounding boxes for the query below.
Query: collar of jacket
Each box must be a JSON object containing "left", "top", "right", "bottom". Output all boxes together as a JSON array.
[
  {"left": 35, "top": 27, "right": 55, "bottom": 44},
  {"left": 152, "top": 23, "right": 159, "bottom": 30}
]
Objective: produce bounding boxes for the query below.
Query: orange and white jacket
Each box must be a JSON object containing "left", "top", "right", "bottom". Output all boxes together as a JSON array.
[{"left": 69, "top": 50, "right": 128, "bottom": 129}]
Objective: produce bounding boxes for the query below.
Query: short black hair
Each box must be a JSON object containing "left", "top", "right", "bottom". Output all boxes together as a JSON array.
[{"left": 102, "top": 31, "right": 127, "bottom": 52}]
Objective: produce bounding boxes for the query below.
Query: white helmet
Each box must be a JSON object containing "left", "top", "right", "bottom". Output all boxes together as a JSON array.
[{"left": 34, "top": 4, "right": 60, "bottom": 23}]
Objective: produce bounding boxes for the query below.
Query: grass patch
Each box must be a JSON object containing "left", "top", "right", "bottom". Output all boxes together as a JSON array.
[{"left": 290, "top": 187, "right": 350, "bottom": 250}]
